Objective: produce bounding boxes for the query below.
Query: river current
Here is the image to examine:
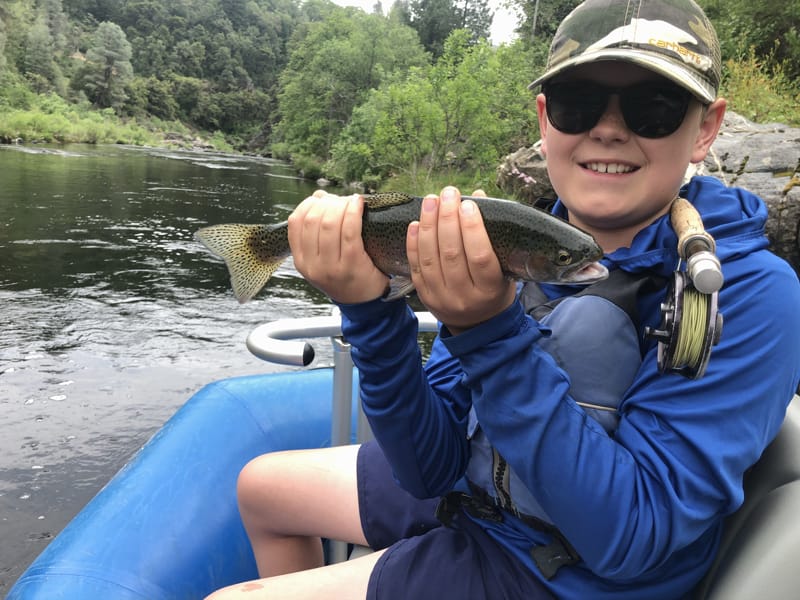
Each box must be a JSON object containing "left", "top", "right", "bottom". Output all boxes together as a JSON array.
[{"left": 0, "top": 144, "right": 336, "bottom": 591}]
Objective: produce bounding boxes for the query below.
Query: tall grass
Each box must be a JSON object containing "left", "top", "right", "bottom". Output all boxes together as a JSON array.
[
  {"left": 0, "top": 72, "right": 219, "bottom": 147},
  {"left": 0, "top": 96, "right": 159, "bottom": 145},
  {"left": 721, "top": 47, "right": 800, "bottom": 126}
]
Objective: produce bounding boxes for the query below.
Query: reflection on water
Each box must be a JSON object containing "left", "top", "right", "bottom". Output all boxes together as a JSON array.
[{"left": 0, "top": 144, "right": 337, "bottom": 590}]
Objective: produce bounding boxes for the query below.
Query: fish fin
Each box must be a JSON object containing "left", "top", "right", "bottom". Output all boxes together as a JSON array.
[
  {"left": 382, "top": 276, "right": 416, "bottom": 301},
  {"left": 194, "top": 224, "right": 288, "bottom": 303},
  {"left": 364, "top": 192, "right": 417, "bottom": 210}
]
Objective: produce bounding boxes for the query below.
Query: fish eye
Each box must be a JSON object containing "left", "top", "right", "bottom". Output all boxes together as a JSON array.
[{"left": 557, "top": 250, "right": 573, "bottom": 265}]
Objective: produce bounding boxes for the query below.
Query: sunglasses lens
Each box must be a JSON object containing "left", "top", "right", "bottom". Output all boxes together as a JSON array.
[
  {"left": 621, "top": 84, "right": 692, "bottom": 138},
  {"left": 544, "top": 82, "right": 608, "bottom": 134},
  {"left": 544, "top": 81, "right": 693, "bottom": 139}
]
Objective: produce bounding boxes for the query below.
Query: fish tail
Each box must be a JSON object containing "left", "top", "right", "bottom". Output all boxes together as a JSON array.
[{"left": 194, "top": 223, "right": 290, "bottom": 303}]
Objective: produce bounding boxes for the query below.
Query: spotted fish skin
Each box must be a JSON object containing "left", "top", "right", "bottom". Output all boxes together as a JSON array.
[
  {"left": 193, "top": 223, "right": 290, "bottom": 304},
  {"left": 194, "top": 193, "right": 607, "bottom": 303}
]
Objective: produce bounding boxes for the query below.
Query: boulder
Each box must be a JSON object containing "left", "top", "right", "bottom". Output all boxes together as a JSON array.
[{"left": 497, "top": 111, "right": 800, "bottom": 269}]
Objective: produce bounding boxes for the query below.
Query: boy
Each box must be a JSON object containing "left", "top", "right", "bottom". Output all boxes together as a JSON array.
[{"left": 208, "top": 0, "right": 800, "bottom": 598}]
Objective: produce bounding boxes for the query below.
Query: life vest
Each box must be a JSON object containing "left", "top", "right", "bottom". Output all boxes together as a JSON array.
[{"left": 460, "top": 269, "right": 665, "bottom": 575}]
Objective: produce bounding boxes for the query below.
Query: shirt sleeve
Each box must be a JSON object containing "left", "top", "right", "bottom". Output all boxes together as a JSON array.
[
  {"left": 444, "top": 256, "right": 800, "bottom": 579},
  {"left": 338, "top": 298, "right": 473, "bottom": 498}
]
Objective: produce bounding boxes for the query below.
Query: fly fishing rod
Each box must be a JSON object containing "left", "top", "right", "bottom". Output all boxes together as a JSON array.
[{"left": 645, "top": 198, "right": 724, "bottom": 379}]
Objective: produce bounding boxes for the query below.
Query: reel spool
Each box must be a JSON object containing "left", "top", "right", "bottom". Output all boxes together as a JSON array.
[
  {"left": 645, "top": 271, "right": 723, "bottom": 379},
  {"left": 644, "top": 198, "right": 724, "bottom": 379}
]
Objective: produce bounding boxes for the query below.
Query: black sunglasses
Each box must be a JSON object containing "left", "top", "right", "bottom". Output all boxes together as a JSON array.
[{"left": 542, "top": 80, "right": 695, "bottom": 139}]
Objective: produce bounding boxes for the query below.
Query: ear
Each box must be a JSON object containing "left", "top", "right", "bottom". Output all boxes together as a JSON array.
[
  {"left": 536, "top": 93, "right": 549, "bottom": 155},
  {"left": 690, "top": 98, "right": 726, "bottom": 163}
]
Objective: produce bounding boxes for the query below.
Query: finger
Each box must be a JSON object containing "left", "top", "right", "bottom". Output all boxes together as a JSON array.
[
  {"left": 471, "top": 189, "right": 487, "bottom": 198},
  {"left": 315, "top": 195, "right": 349, "bottom": 264},
  {"left": 287, "top": 195, "right": 319, "bottom": 265},
  {"left": 437, "top": 186, "right": 469, "bottom": 287},
  {"left": 406, "top": 220, "right": 424, "bottom": 291},
  {"left": 459, "top": 199, "right": 502, "bottom": 284},
  {"left": 340, "top": 195, "right": 365, "bottom": 262},
  {"left": 415, "top": 194, "right": 443, "bottom": 286}
]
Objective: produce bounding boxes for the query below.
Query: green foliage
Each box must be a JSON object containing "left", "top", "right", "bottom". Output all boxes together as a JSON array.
[
  {"left": 382, "top": 167, "right": 505, "bottom": 197},
  {"left": 0, "top": 17, "right": 7, "bottom": 74},
  {"left": 274, "top": 8, "right": 428, "bottom": 161},
  {"left": 509, "top": 0, "right": 582, "bottom": 44},
  {"left": 327, "top": 34, "right": 539, "bottom": 188},
  {"left": 126, "top": 76, "right": 179, "bottom": 120},
  {"left": 698, "top": 0, "right": 800, "bottom": 81},
  {"left": 720, "top": 47, "right": 800, "bottom": 126},
  {"left": 407, "top": 0, "right": 493, "bottom": 57},
  {"left": 191, "top": 88, "right": 272, "bottom": 134},
  {"left": 0, "top": 0, "right": 798, "bottom": 186},
  {"left": 0, "top": 72, "right": 155, "bottom": 144},
  {"left": 74, "top": 21, "right": 134, "bottom": 110},
  {"left": 330, "top": 68, "right": 443, "bottom": 185}
]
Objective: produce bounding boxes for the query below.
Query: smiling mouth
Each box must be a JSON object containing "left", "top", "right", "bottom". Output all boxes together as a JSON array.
[{"left": 582, "top": 162, "right": 638, "bottom": 174}]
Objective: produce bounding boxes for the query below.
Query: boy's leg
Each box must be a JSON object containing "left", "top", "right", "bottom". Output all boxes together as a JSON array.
[
  {"left": 206, "top": 549, "right": 386, "bottom": 600},
  {"left": 236, "top": 444, "right": 367, "bottom": 577}
]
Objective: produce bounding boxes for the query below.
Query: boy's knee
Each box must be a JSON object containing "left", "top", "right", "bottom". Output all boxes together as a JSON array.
[{"left": 237, "top": 452, "right": 282, "bottom": 509}]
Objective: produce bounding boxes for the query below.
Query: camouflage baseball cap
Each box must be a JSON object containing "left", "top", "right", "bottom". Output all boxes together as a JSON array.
[{"left": 529, "top": 0, "right": 721, "bottom": 103}]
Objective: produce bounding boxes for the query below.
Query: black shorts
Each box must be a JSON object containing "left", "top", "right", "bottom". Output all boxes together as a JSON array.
[{"left": 357, "top": 441, "right": 554, "bottom": 600}]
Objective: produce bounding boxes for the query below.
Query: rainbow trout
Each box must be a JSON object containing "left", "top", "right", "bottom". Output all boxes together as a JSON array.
[{"left": 195, "top": 192, "right": 608, "bottom": 303}]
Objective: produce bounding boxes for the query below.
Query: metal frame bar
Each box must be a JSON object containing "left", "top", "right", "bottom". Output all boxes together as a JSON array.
[{"left": 245, "top": 310, "right": 439, "bottom": 563}]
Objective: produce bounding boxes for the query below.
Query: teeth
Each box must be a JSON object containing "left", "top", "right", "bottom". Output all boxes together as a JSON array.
[{"left": 586, "top": 162, "right": 633, "bottom": 174}]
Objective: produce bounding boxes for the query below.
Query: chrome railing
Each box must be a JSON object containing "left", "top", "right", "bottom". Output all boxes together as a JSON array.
[
  {"left": 247, "top": 309, "right": 439, "bottom": 446},
  {"left": 246, "top": 309, "right": 439, "bottom": 562}
]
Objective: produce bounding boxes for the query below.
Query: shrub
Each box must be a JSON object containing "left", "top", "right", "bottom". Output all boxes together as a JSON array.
[{"left": 721, "top": 47, "right": 800, "bottom": 126}]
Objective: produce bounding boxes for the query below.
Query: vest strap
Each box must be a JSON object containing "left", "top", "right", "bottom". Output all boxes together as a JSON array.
[{"left": 434, "top": 484, "right": 582, "bottom": 579}]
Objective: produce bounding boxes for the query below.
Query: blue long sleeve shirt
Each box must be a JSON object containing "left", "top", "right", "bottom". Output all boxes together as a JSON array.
[{"left": 338, "top": 177, "right": 800, "bottom": 599}]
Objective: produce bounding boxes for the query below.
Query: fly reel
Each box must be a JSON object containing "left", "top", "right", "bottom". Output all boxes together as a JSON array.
[{"left": 645, "top": 198, "right": 724, "bottom": 379}]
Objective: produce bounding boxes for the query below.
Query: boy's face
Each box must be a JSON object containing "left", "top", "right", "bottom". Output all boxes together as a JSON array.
[{"left": 536, "top": 61, "right": 725, "bottom": 252}]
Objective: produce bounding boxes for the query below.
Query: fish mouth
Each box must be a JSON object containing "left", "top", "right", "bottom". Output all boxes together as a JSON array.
[{"left": 561, "top": 261, "right": 608, "bottom": 284}]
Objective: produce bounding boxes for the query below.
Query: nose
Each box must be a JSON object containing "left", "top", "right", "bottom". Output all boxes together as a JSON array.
[{"left": 589, "top": 95, "right": 630, "bottom": 142}]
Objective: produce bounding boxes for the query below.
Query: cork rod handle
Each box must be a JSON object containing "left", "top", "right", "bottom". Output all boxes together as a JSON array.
[{"left": 669, "top": 197, "right": 724, "bottom": 294}]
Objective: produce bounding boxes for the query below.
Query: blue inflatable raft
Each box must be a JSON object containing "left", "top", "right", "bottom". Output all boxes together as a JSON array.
[
  {"left": 8, "top": 314, "right": 800, "bottom": 599},
  {"left": 9, "top": 369, "right": 358, "bottom": 599}
]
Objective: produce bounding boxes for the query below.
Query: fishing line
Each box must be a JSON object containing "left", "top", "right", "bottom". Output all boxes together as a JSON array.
[
  {"left": 645, "top": 198, "right": 724, "bottom": 379},
  {"left": 671, "top": 285, "right": 708, "bottom": 371}
]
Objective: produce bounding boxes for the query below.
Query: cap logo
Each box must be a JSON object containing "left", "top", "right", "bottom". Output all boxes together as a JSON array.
[{"left": 586, "top": 18, "right": 712, "bottom": 72}]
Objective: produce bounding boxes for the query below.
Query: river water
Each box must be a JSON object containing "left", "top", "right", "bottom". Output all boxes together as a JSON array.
[{"left": 0, "top": 144, "right": 337, "bottom": 591}]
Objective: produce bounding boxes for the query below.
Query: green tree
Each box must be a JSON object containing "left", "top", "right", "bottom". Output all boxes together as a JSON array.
[
  {"left": 456, "top": 0, "right": 492, "bottom": 44},
  {"left": 274, "top": 8, "right": 428, "bottom": 163},
  {"left": 170, "top": 40, "right": 206, "bottom": 78},
  {"left": 24, "top": 18, "right": 63, "bottom": 93},
  {"left": 62, "top": 0, "right": 120, "bottom": 24},
  {"left": 328, "top": 33, "right": 538, "bottom": 186},
  {"left": 388, "top": 0, "right": 412, "bottom": 25},
  {"left": 509, "top": 0, "right": 580, "bottom": 45},
  {"left": 125, "top": 75, "right": 179, "bottom": 119},
  {"left": 698, "top": 0, "right": 800, "bottom": 81},
  {"left": 75, "top": 21, "right": 134, "bottom": 110},
  {"left": 0, "top": 7, "right": 9, "bottom": 74},
  {"left": 36, "top": 0, "right": 69, "bottom": 54},
  {"left": 409, "top": 0, "right": 493, "bottom": 57}
]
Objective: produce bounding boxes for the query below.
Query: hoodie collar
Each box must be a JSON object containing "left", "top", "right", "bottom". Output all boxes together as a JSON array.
[{"left": 551, "top": 176, "right": 770, "bottom": 276}]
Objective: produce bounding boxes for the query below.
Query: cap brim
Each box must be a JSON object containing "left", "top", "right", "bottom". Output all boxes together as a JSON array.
[{"left": 528, "top": 48, "right": 716, "bottom": 104}]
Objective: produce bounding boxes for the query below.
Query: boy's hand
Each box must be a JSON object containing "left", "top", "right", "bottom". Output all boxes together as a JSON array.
[
  {"left": 406, "top": 186, "right": 517, "bottom": 334},
  {"left": 288, "top": 191, "right": 389, "bottom": 304}
]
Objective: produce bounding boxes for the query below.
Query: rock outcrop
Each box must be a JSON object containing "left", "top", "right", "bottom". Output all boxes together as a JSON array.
[{"left": 497, "top": 111, "right": 800, "bottom": 269}]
